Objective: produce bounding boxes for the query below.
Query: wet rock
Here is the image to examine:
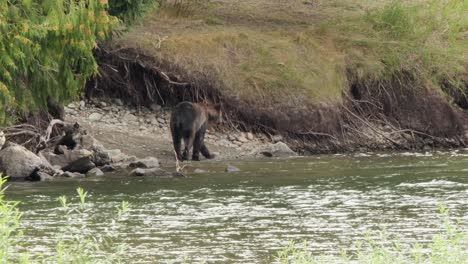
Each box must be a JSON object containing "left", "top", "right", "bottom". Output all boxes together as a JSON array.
[
  {"left": 129, "top": 157, "right": 159, "bottom": 169},
  {"left": 62, "top": 171, "right": 86, "bottom": 179},
  {"left": 36, "top": 171, "right": 54, "bottom": 181},
  {"left": 93, "top": 147, "right": 111, "bottom": 166},
  {"left": 259, "top": 142, "right": 297, "bottom": 157},
  {"left": 0, "top": 143, "right": 53, "bottom": 180},
  {"left": 86, "top": 168, "right": 104, "bottom": 177},
  {"left": 129, "top": 168, "right": 173, "bottom": 177},
  {"left": 172, "top": 172, "right": 188, "bottom": 178},
  {"left": 101, "top": 164, "right": 116, "bottom": 172},
  {"left": 225, "top": 165, "right": 241, "bottom": 173},
  {"left": 89, "top": 113, "right": 103, "bottom": 122},
  {"left": 62, "top": 157, "right": 96, "bottom": 174}
]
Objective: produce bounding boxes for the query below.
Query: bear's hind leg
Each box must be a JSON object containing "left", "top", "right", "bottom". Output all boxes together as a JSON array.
[{"left": 182, "top": 130, "right": 196, "bottom": 161}]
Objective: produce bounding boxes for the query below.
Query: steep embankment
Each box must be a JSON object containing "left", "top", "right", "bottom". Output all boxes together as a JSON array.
[{"left": 88, "top": 0, "right": 468, "bottom": 153}]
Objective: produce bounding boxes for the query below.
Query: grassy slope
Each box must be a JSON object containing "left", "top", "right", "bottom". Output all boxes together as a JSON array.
[{"left": 117, "top": 0, "right": 467, "bottom": 107}]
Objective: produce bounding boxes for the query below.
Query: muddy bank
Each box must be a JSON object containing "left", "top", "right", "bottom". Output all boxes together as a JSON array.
[{"left": 85, "top": 47, "right": 468, "bottom": 154}]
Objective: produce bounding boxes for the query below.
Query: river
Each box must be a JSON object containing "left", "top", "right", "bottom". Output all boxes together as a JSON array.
[{"left": 6, "top": 151, "right": 468, "bottom": 263}]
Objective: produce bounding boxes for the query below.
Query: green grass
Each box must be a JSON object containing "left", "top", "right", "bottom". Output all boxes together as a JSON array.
[{"left": 117, "top": 0, "right": 468, "bottom": 106}]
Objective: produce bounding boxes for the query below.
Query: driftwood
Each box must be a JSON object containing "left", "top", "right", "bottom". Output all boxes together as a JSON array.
[{"left": 3, "top": 119, "right": 81, "bottom": 154}]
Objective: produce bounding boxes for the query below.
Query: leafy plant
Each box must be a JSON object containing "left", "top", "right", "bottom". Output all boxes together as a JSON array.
[
  {"left": 0, "top": 0, "right": 118, "bottom": 125},
  {"left": 0, "top": 174, "right": 130, "bottom": 263}
]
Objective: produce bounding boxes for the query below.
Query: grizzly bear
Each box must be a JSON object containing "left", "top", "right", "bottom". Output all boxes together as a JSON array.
[{"left": 170, "top": 101, "right": 221, "bottom": 161}]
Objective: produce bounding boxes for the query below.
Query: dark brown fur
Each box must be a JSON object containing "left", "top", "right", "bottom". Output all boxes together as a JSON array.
[{"left": 170, "top": 101, "right": 221, "bottom": 161}]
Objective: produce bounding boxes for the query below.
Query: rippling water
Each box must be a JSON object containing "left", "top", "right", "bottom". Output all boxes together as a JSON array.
[{"left": 7, "top": 151, "right": 468, "bottom": 263}]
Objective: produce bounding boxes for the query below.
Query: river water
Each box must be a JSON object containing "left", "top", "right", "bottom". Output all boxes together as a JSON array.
[{"left": 7, "top": 151, "right": 468, "bottom": 263}]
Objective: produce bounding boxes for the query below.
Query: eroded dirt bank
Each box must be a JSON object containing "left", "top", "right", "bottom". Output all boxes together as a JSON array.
[{"left": 84, "top": 47, "right": 468, "bottom": 155}]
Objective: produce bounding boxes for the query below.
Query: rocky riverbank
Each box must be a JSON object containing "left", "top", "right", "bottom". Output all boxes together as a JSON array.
[
  {"left": 64, "top": 99, "right": 297, "bottom": 163},
  {"left": 0, "top": 99, "right": 298, "bottom": 181}
]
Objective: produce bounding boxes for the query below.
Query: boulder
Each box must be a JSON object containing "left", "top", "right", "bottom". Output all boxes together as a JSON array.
[
  {"left": 128, "top": 157, "right": 159, "bottom": 169},
  {"left": 259, "top": 142, "right": 297, "bottom": 157},
  {"left": 62, "top": 157, "right": 96, "bottom": 174},
  {"left": 225, "top": 165, "right": 241, "bottom": 173},
  {"left": 0, "top": 143, "right": 53, "bottom": 180},
  {"left": 86, "top": 168, "right": 104, "bottom": 177},
  {"left": 129, "top": 168, "right": 173, "bottom": 177},
  {"left": 42, "top": 149, "right": 93, "bottom": 169}
]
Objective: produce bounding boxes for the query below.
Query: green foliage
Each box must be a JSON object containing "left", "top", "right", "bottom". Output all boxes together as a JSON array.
[
  {"left": 0, "top": 0, "right": 118, "bottom": 125},
  {"left": 0, "top": 174, "right": 130, "bottom": 263},
  {"left": 276, "top": 205, "right": 467, "bottom": 264},
  {"left": 108, "top": 0, "right": 157, "bottom": 24}
]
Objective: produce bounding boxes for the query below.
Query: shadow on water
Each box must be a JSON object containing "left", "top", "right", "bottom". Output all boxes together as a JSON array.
[{"left": 6, "top": 151, "right": 468, "bottom": 263}]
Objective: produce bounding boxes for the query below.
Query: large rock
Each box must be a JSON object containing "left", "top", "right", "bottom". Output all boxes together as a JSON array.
[
  {"left": 128, "top": 157, "right": 159, "bottom": 169},
  {"left": 258, "top": 142, "right": 297, "bottom": 157},
  {"left": 62, "top": 157, "right": 96, "bottom": 174},
  {"left": 42, "top": 149, "right": 93, "bottom": 169},
  {"left": 0, "top": 143, "right": 53, "bottom": 180}
]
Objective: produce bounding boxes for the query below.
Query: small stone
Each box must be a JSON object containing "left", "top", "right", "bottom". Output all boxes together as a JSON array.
[
  {"left": 99, "top": 101, "right": 107, "bottom": 107},
  {"left": 225, "top": 165, "right": 240, "bottom": 173},
  {"left": 228, "top": 135, "right": 237, "bottom": 141},
  {"left": 86, "top": 168, "right": 104, "bottom": 177},
  {"left": 194, "top": 168, "right": 207, "bottom": 174},
  {"left": 89, "top": 113, "right": 103, "bottom": 122},
  {"left": 157, "top": 117, "right": 165, "bottom": 124},
  {"left": 150, "top": 118, "right": 159, "bottom": 125},
  {"left": 247, "top": 133, "right": 254, "bottom": 140},
  {"left": 237, "top": 134, "right": 248, "bottom": 143},
  {"left": 139, "top": 126, "right": 148, "bottom": 131},
  {"left": 123, "top": 113, "right": 138, "bottom": 122},
  {"left": 79, "top": 100, "right": 86, "bottom": 108},
  {"left": 271, "top": 134, "right": 283, "bottom": 142},
  {"left": 150, "top": 104, "right": 162, "bottom": 112},
  {"left": 67, "top": 103, "right": 77, "bottom": 109},
  {"left": 65, "top": 108, "right": 77, "bottom": 115}
]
